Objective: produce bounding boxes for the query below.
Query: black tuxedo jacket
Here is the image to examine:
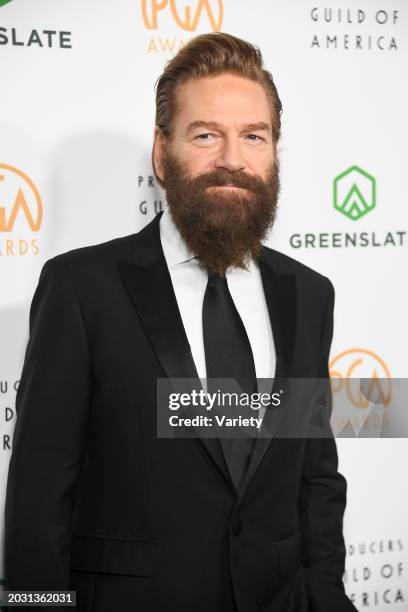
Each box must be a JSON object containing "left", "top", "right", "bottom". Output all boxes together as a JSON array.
[{"left": 4, "top": 210, "right": 357, "bottom": 612}]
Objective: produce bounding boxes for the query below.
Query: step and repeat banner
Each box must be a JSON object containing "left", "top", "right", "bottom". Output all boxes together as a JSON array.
[{"left": 0, "top": 0, "right": 407, "bottom": 609}]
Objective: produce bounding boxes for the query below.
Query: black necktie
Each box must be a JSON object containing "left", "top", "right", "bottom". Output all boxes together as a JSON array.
[{"left": 202, "top": 271, "right": 257, "bottom": 490}]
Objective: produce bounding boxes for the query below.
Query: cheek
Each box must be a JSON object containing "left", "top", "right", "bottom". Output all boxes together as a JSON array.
[
  {"left": 180, "top": 148, "right": 216, "bottom": 174},
  {"left": 245, "top": 151, "right": 274, "bottom": 178}
]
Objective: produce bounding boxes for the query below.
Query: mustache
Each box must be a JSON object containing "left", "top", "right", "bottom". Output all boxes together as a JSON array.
[{"left": 187, "top": 170, "right": 266, "bottom": 191}]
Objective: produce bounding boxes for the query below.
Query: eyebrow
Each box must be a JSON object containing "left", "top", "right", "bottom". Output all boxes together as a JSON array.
[{"left": 185, "top": 120, "right": 272, "bottom": 134}]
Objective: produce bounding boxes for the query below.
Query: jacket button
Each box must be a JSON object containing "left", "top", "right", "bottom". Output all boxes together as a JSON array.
[{"left": 232, "top": 519, "right": 242, "bottom": 536}]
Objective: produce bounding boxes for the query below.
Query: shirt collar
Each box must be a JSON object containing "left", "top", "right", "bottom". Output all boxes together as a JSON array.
[{"left": 159, "top": 206, "right": 197, "bottom": 267}]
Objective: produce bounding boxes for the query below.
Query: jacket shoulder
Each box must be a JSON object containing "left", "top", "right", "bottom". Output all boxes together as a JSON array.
[
  {"left": 261, "top": 245, "right": 334, "bottom": 294},
  {"left": 51, "top": 233, "right": 137, "bottom": 268},
  {"left": 36, "top": 233, "right": 139, "bottom": 299}
]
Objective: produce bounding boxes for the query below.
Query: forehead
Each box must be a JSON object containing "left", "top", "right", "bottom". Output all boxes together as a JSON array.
[{"left": 174, "top": 73, "right": 272, "bottom": 127}]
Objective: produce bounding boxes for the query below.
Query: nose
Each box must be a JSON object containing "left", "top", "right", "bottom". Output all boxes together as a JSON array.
[{"left": 214, "top": 134, "right": 245, "bottom": 173}]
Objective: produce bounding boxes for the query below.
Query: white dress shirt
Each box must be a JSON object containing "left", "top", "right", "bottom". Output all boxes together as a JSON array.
[{"left": 159, "top": 206, "right": 276, "bottom": 412}]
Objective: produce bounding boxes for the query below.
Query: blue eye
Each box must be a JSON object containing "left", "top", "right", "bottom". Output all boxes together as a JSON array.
[
  {"left": 195, "top": 133, "right": 214, "bottom": 140},
  {"left": 246, "top": 134, "right": 263, "bottom": 141}
]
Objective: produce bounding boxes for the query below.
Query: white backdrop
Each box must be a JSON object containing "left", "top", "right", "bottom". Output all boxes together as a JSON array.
[{"left": 1, "top": 0, "right": 407, "bottom": 608}]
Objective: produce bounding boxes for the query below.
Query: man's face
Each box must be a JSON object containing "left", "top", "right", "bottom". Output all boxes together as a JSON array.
[{"left": 154, "top": 72, "right": 280, "bottom": 276}]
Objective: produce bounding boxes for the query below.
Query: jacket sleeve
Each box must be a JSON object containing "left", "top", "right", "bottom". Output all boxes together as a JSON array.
[
  {"left": 4, "top": 256, "right": 91, "bottom": 592},
  {"left": 298, "top": 279, "right": 354, "bottom": 607}
]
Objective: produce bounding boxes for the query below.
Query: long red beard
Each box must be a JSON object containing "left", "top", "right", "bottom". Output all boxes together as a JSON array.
[{"left": 162, "top": 150, "right": 280, "bottom": 276}]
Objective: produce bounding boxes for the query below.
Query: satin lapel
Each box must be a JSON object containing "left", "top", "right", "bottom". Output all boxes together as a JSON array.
[
  {"left": 237, "top": 248, "right": 298, "bottom": 497},
  {"left": 116, "top": 211, "right": 235, "bottom": 494}
]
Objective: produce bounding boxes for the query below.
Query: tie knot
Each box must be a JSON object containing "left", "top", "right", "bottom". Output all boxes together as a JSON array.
[{"left": 208, "top": 270, "right": 226, "bottom": 285}]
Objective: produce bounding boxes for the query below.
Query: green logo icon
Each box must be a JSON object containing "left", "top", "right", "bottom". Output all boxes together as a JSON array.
[
  {"left": 0, "top": 0, "right": 13, "bottom": 6},
  {"left": 333, "top": 165, "right": 376, "bottom": 221}
]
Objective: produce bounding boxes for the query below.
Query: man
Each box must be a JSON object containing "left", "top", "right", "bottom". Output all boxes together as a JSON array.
[{"left": 4, "top": 32, "right": 357, "bottom": 612}]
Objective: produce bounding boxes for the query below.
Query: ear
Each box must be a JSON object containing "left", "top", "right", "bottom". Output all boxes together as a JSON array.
[{"left": 153, "top": 126, "right": 165, "bottom": 184}]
